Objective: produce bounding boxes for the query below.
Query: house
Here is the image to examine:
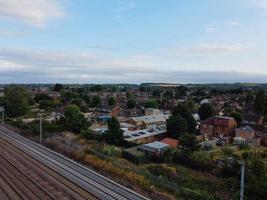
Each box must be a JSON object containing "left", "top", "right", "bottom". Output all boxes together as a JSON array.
[
  {"left": 233, "top": 137, "right": 246, "bottom": 145},
  {"left": 138, "top": 141, "right": 169, "bottom": 157},
  {"left": 201, "top": 116, "right": 237, "bottom": 139},
  {"left": 236, "top": 124, "right": 267, "bottom": 146},
  {"left": 126, "top": 114, "right": 170, "bottom": 129},
  {"left": 160, "top": 138, "right": 178, "bottom": 148},
  {"left": 123, "top": 125, "right": 167, "bottom": 144},
  {"left": 235, "top": 125, "right": 256, "bottom": 139},
  {"left": 145, "top": 108, "right": 161, "bottom": 116},
  {"left": 200, "top": 99, "right": 210, "bottom": 105}
]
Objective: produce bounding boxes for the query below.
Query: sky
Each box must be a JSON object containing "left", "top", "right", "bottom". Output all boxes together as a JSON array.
[{"left": 0, "top": 0, "right": 267, "bottom": 84}]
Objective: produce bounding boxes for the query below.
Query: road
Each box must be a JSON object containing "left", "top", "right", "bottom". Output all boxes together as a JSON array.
[{"left": 0, "top": 125, "right": 150, "bottom": 200}]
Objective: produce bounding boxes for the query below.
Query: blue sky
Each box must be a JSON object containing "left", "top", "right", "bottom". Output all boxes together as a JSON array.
[{"left": 0, "top": 0, "right": 267, "bottom": 83}]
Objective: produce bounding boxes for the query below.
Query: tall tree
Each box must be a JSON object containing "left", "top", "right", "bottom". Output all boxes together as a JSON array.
[
  {"left": 127, "top": 99, "right": 136, "bottom": 109},
  {"left": 166, "top": 115, "right": 188, "bottom": 139},
  {"left": 63, "top": 105, "right": 88, "bottom": 133},
  {"left": 254, "top": 89, "right": 265, "bottom": 115},
  {"left": 4, "top": 86, "right": 30, "bottom": 117},
  {"left": 104, "top": 117, "right": 124, "bottom": 145},
  {"left": 198, "top": 103, "right": 214, "bottom": 121},
  {"left": 179, "top": 133, "right": 200, "bottom": 154},
  {"left": 108, "top": 96, "right": 116, "bottom": 106},
  {"left": 145, "top": 99, "right": 159, "bottom": 108},
  {"left": 245, "top": 93, "right": 254, "bottom": 105},
  {"left": 54, "top": 83, "right": 63, "bottom": 92},
  {"left": 91, "top": 95, "right": 101, "bottom": 107},
  {"left": 172, "top": 103, "right": 196, "bottom": 134},
  {"left": 229, "top": 111, "right": 243, "bottom": 127}
]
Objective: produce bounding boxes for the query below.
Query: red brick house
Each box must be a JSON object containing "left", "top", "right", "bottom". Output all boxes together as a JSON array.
[{"left": 201, "top": 116, "right": 237, "bottom": 139}]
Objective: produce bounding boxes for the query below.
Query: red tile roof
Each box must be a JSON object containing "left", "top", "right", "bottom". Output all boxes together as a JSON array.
[
  {"left": 202, "top": 116, "right": 234, "bottom": 127},
  {"left": 161, "top": 138, "right": 178, "bottom": 148}
]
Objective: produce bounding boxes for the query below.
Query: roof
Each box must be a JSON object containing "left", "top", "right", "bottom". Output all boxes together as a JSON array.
[
  {"left": 234, "top": 136, "right": 246, "bottom": 141},
  {"left": 200, "top": 99, "right": 210, "bottom": 104},
  {"left": 132, "top": 114, "right": 170, "bottom": 124},
  {"left": 143, "top": 141, "right": 169, "bottom": 149},
  {"left": 123, "top": 125, "right": 166, "bottom": 142},
  {"left": 242, "top": 123, "right": 264, "bottom": 132},
  {"left": 161, "top": 138, "right": 178, "bottom": 148},
  {"left": 236, "top": 125, "right": 255, "bottom": 132},
  {"left": 120, "top": 122, "right": 135, "bottom": 128},
  {"left": 202, "top": 116, "right": 235, "bottom": 127}
]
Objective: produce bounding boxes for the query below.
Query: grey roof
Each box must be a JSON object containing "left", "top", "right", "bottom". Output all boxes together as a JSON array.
[
  {"left": 237, "top": 125, "right": 255, "bottom": 132},
  {"left": 143, "top": 141, "right": 169, "bottom": 149}
]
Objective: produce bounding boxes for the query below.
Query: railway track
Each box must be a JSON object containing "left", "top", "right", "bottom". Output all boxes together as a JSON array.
[
  {"left": 0, "top": 138, "right": 97, "bottom": 200},
  {"left": 0, "top": 126, "right": 150, "bottom": 200}
]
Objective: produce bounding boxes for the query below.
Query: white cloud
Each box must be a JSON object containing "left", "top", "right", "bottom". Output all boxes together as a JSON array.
[
  {"left": 254, "top": 0, "right": 267, "bottom": 8},
  {"left": 185, "top": 44, "right": 243, "bottom": 54},
  {"left": 205, "top": 26, "right": 219, "bottom": 32},
  {"left": 226, "top": 21, "right": 241, "bottom": 26},
  {"left": 0, "top": 59, "right": 27, "bottom": 71},
  {"left": 113, "top": 1, "right": 136, "bottom": 18},
  {"left": 115, "top": 1, "right": 136, "bottom": 12},
  {"left": 0, "top": 47, "right": 266, "bottom": 83},
  {"left": 0, "top": 0, "right": 65, "bottom": 27},
  {"left": 0, "top": 28, "right": 25, "bottom": 36}
]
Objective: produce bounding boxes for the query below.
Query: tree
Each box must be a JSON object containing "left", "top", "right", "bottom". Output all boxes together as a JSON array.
[
  {"left": 90, "top": 84, "right": 104, "bottom": 92},
  {"left": 139, "top": 86, "right": 146, "bottom": 92},
  {"left": 54, "top": 83, "right": 63, "bottom": 92},
  {"left": 126, "top": 91, "right": 133, "bottom": 99},
  {"left": 108, "top": 97, "right": 116, "bottom": 106},
  {"left": 63, "top": 105, "right": 88, "bottom": 133},
  {"left": 245, "top": 93, "right": 254, "bottom": 105},
  {"left": 166, "top": 115, "right": 188, "bottom": 139},
  {"left": 198, "top": 103, "right": 214, "bottom": 121},
  {"left": 163, "top": 90, "right": 174, "bottom": 98},
  {"left": 172, "top": 103, "right": 196, "bottom": 134},
  {"left": 4, "top": 86, "right": 30, "bottom": 117},
  {"left": 91, "top": 95, "right": 101, "bottom": 107},
  {"left": 175, "top": 86, "right": 187, "bottom": 98},
  {"left": 145, "top": 99, "right": 159, "bottom": 108},
  {"left": 104, "top": 117, "right": 124, "bottom": 145},
  {"left": 229, "top": 111, "right": 243, "bottom": 127},
  {"left": 245, "top": 159, "right": 267, "bottom": 200},
  {"left": 254, "top": 89, "right": 265, "bottom": 115},
  {"left": 179, "top": 133, "right": 200, "bottom": 154},
  {"left": 39, "top": 100, "right": 54, "bottom": 111},
  {"left": 34, "top": 93, "right": 52, "bottom": 103},
  {"left": 152, "top": 89, "right": 161, "bottom": 98},
  {"left": 71, "top": 98, "right": 88, "bottom": 112},
  {"left": 127, "top": 99, "right": 136, "bottom": 109}
]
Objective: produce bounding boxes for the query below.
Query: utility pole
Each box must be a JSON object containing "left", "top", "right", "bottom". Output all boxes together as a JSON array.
[
  {"left": 39, "top": 113, "right": 43, "bottom": 143},
  {"left": 0, "top": 106, "right": 4, "bottom": 125},
  {"left": 240, "top": 160, "right": 245, "bottom": 200}
]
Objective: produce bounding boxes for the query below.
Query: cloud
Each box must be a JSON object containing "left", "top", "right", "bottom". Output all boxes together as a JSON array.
[
  {"left": 113, "top": 1, "right": 136, "bottom": 18},
  {"left": 254, "top": 0, "right": 267, "bottom": 8},
  {"left": 0, "top": 0, "right": 65, "bottom": 27},
  {"left": 115, "top": 1, "right": 136, "bottom": 12},
  {"left": 226, "top": 21, "right": 241, "bottom": 26},
  {"left": 185, "top": 44, "right": 243, "bottom": 54},
  {"left": 0, "top": 47, "right": 266, "bottom": 84},
  {"left": 205, "top": 26, "right": 219, "bottom": 32},
  {"left": 0, "top": 28, "right": 26, "bottom": 36}
]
